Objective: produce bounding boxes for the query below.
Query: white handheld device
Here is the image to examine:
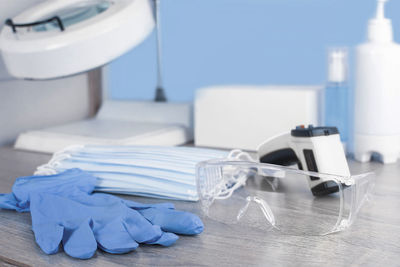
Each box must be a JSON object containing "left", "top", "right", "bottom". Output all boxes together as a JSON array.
[{"left": 257, "top": 125, "right": 350, "bottom": 196}]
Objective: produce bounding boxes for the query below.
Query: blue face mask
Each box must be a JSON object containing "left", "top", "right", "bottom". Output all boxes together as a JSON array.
[
  {"left": 42, "top": 159, "right": 196, "bottom": 185},
  {"left": 36, "top": 145, "right": 231, "bottom": 201}
]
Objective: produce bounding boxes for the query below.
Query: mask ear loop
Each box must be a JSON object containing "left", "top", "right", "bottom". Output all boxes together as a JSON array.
[
  {"left": 209, "top": 150, "right": 288, "bottom": 200},
  {"left": 34, "top": 165, "right": 58, "bottom": 175},
  {"left": 228, "top": 150, "right": 255, "bottom": 162},
  {"left": 207, "top": 150, "right": 254, "bottom": 200},
  {"left": 212, "top": 167, "right": 251, "bottom": 200},
  {"left": 53, "top": 144, "right": 85, "bottom": 158},
  {"left": 34, "top": 154, "right": 72, "bottom": 175},
  {"left": 49, "top": 153, "right": 71, "bottom": 163},
  {"left": 213, "top": 173, "right": 247, "bottom": 200}
]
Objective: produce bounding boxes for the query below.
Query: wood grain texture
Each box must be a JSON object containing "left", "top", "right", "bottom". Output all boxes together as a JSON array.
[{"left": 0, "top": 147, "right": 399, "bottom": 266}]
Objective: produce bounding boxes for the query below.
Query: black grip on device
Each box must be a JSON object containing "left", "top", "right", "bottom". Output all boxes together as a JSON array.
[
  {"left": 311, "top": 181, "right": 340, "bottom": 196},
  {"left": 259, "top": 148, "right": 302, "bottom": 169}
]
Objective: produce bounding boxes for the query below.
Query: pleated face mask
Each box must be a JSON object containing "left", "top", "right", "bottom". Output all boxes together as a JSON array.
[{"left": 35, "top": 145, "right": 234, "bottom": 201}]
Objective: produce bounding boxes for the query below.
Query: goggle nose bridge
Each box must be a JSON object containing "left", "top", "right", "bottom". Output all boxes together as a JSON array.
[{"left": 237, "top": 196, "right": 277, "bottom": 227}]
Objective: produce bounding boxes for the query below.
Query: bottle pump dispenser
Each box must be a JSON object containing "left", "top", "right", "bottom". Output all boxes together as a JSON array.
[{"left": 353, "top": 0, "right": 400, "bottom": 163}]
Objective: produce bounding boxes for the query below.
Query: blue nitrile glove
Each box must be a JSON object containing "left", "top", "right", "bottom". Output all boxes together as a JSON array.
[{"left": 0, "top": 169, "right": 203, "bottom": 259}]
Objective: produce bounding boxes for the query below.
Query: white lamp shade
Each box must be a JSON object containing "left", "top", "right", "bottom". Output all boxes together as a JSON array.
[{"left": 0, "top": 0, "right": 155, "bottom": 79}]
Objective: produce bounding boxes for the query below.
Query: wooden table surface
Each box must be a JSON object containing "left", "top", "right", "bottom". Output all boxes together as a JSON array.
[{"left": 0, "top": 147, "right": 399, "bottom": 267}]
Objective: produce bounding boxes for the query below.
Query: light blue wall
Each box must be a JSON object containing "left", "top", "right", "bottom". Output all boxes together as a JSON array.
[{"left": 108, "top": 0, "right": 400, "bottom": 102}]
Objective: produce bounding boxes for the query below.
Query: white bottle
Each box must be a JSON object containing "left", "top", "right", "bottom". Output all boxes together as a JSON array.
[{"left": 354, "top": 0, "right": 400, "bottom": 164}]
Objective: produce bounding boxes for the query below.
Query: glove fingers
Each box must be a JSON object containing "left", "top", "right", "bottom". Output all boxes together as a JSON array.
[
  {"left": 123, "top": 209, "right": 165, "bottom": 244},
  {"left": 30, "top": 193, "right": 97, "bottom": 259},
  {"left": 147, "top": 232, "right": 179, "bottom": 247},
  {"left": 30, "top": 194, "right": 64, "bottom": 254},
  {"left": 139, "top": 208, "right": 204, "bottom": 235},
  {"left": 32, "top": 222, "right": 64, "bottom": 255},
  {"left": 95, "top": 219, "right": 139, "bottom": 254},
  {"left": 0, "top": 193, "right": 18, "bottom": 211},
  {"left": 62, "top": 219, "right": 97, "bottom": 259}
]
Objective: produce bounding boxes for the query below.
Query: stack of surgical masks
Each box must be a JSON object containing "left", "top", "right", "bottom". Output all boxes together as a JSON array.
[{"left": 35, "top": 145, "right": 230, "bottom": 201}]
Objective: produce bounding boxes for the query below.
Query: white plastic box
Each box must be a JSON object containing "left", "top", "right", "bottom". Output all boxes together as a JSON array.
[{"left": 195, "top": 85, "right": 322, "bottom": 151}]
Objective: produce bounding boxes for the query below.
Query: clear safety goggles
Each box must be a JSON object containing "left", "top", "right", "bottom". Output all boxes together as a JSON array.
[{"left": 196, "top": 152, "right": 375, "bottom": 235}]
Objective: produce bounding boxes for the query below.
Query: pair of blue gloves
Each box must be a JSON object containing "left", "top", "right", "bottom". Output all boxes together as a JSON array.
[{"left": 0, "top": 169, "right": 203, "bottom": 259}]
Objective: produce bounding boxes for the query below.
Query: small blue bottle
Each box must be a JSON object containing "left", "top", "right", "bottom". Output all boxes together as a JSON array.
[{"left": 324, "top": 48, "right": 349, "bottom": 145}]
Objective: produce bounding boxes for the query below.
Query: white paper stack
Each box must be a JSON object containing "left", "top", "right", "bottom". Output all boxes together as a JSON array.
[{"left": 15, "top": 100, "right": 194, "bottom": 153}]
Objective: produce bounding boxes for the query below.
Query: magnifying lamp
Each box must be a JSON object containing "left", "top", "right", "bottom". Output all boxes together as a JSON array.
[
  {"left": 0, "top": 0, "right": 154, "bottom": 79},
  {"left": 0, "top": 0, "right": 192, "bottom": 153}
]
